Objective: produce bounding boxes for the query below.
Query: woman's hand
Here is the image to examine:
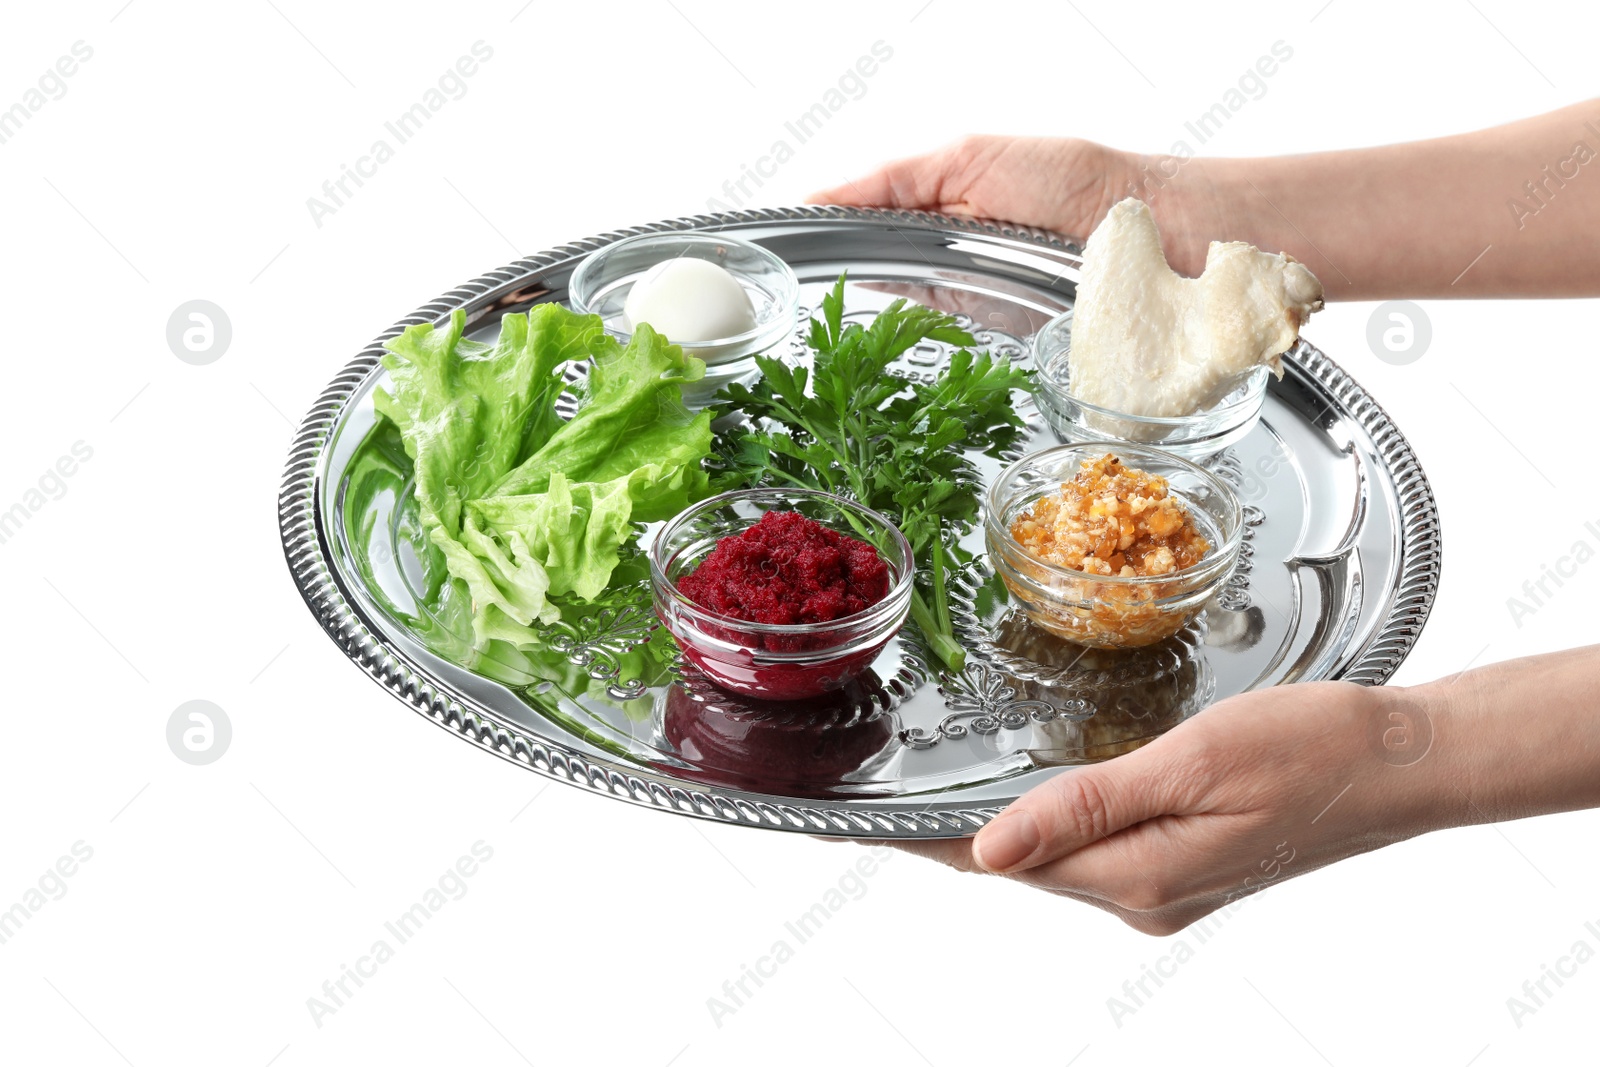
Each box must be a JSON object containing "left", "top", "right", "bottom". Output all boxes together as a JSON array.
[
  {"left": 808, "top": 135, "right": 1220, "bottom": 274},
  {"left": 888, "top": 682, "right": 1453, "bottom": 935},
  {"left": 886, "top": 645, "right": 1600, "bottom": 934},
  {"left": 814, "top": 104, "right": 1600, "bottom": 298},
  {"left": 809, "top": 136, "right": 1125, "bottom": 238}
]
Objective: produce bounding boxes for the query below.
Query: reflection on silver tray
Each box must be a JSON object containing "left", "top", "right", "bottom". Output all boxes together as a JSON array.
[{"left": 280, "top": 207, "right": 1442, "bottom": 838}]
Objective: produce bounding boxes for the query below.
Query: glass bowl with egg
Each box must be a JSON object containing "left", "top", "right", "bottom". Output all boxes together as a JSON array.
[
  {"left": 984, "top": 443, "right": 1242, "bottom": 649},
  {"left": 568, "top": 232, "right": 800, "bottom": 403},
  {"left": 1032, "top": 309, "right": 1269, "bottom": 463}
]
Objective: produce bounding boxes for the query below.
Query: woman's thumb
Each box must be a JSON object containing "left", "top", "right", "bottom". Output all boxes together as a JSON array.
[{"left": 973, "top": 752, "right": 1173, "bottom": 873}]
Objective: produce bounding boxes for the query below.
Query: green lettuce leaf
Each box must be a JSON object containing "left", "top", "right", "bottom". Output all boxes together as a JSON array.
[
  {"left": 468, "top": 463, "right": 706, "bottom": 602},
  {"left": 377, "top": 307, "right": 712, "bottom": 646},
  {"left": 489, "top": 323, "right": 709, "bottom": 501},
  {"left": 376, "top": 305, "right": 598, "bottom": 534}
]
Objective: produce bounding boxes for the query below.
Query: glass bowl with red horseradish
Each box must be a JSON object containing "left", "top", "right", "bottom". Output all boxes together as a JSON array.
[{"left": 649, "top": 488, "right": 914, "bottom": 701}]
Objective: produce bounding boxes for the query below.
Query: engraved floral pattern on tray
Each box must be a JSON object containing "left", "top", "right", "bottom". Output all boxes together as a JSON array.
[
  {"left": 901, "top": 661, "right": 1095, "bottom": 750},
  {"left": 543, "top": 581, "right": 659, "bottom": 701}
]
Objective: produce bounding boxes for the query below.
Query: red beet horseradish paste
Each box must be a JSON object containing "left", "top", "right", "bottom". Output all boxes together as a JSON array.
[
  {"left": 678, "top": 511, "right": 889, "bottom": 631},
  {"left": 673, "top": 510, "right": 893, "bottom": 699}
]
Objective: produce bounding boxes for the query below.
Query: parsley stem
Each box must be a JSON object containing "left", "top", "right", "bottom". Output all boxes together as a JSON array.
[
  {"left": 932, "top": 530, "right": 954, "bottom": 638},
  {"left": 910, "top": 589, "right": 966, "bottom": 674}
]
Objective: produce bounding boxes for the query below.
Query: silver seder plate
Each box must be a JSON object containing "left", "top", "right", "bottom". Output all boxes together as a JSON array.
[{"left": 279, "top": 207, "right": 1441, "bottom": 839}]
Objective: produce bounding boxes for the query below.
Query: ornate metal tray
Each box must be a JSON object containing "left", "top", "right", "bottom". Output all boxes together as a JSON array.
[{"left": 279, "top": 207, "right": 1441, "bottom": 838}]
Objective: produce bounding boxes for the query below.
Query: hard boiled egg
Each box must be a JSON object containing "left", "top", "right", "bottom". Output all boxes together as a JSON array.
[{"left": 622, "top": 257, "right": 758, "bottom": 343}]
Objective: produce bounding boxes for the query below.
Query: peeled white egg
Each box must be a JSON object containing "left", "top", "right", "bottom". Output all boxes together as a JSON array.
[{"left": 621, "top": 257, "right": 758, "bottom": 344}]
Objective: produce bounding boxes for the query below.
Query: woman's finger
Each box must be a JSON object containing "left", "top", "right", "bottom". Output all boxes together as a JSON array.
[
  {"left": 875, "top": 828, "right": 1239, "bottom": 937},
  {"left": 865, "top": 837, "right": 981, "bottom": 873},
  {"left": 807, "top": 145, "right": 960, "bottom": 210}
]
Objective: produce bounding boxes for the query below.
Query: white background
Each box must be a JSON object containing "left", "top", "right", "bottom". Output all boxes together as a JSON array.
[{"left": 2, "top": 1, "right": 1596, "bottom": 1063}]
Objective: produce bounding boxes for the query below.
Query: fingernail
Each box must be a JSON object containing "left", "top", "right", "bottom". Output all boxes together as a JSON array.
[{"left": 974, "top": 810, "right": 1039, "bottom": 871}]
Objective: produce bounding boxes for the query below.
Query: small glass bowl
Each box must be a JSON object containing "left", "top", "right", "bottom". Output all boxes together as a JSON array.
[
  {"left": 569, "top": 233, "right": 799, "bottom": 401},
  {"left": 649, "top": 488, "right": 914, "bottom": 701},
  {"left": 985, "top": 443, "right": 1242, "bottom": 649},
  {"left": 1033, "top": 309, "right": 1269, "bottom": 463}
]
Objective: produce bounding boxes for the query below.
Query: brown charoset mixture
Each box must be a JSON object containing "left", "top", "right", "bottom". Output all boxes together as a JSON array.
[{"left": 1010, "top": 454, "right": 1210, "bottom": 577}]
